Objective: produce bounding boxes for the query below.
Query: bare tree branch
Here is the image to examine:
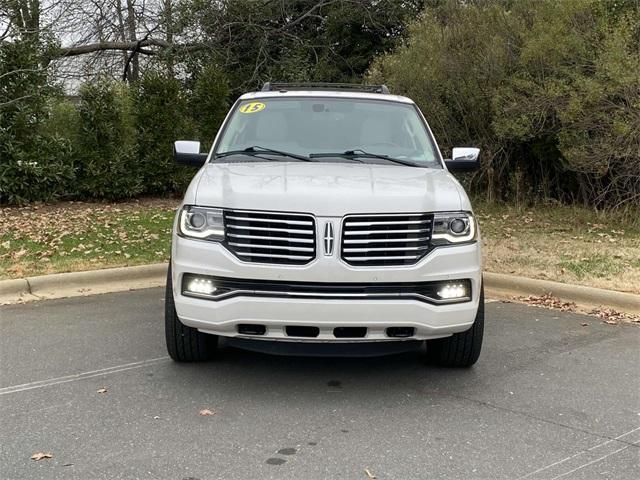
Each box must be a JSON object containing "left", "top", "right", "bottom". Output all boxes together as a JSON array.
[
  {"left": 272, "top": 0, "right": 339, "bottom": 33},
  {"left": 0, "top": 95, "right": 34, "bottom": 108},
  {"left": 56, "top": 38, "right": 171, "bottom": 57},
  {"left": 122, "top": 24, "right": 159, "bottom": 80},
  {"left": 0, "top": 67, "right": 45, "bottom": 80}
]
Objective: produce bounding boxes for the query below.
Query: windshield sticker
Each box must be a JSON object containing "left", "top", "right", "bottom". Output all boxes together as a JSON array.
[{"left": 239, "top": 102, "right": 266, "bottom": 114}]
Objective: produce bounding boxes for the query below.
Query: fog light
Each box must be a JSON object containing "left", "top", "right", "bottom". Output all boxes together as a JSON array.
[
  {"left": 186, "top": 277, "right": 217, "bottom": 295},
  {"left": 437, "top": 283, "right": 467, "bottom": 299}
]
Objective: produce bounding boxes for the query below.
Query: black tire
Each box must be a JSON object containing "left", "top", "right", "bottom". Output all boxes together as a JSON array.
[
  {"left": 165, "top": 267, "right": 218, "bottom": 362},
  {"left": 426, "top": 283, "right": 484, "bottom": 367}
]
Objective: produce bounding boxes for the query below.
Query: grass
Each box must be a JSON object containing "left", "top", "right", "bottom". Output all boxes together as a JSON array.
[
  {"left": 0, "top": 199, "right": 176, "bottom": 279},
  {"left": 1, "top": 198, "right": 639, "bottom": 294},
  {"left": 557, "top": 254, "right": 622, "bottom": 280},
  {"left": 476, "top": 200, "right": 640, "bottom": 294}
]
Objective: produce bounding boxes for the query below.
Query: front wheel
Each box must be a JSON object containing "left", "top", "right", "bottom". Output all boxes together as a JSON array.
[
  {"left": 426, "top": 283, "right": 484, "bottom": 367},
  {"left": 165, "top": 266, "right": 218, "bottom": 362}
]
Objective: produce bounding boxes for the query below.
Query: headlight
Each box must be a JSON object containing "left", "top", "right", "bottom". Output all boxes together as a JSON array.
[
  {"left": 431, "top": 212, "right": 476, "bottom": 245},
  {"left": 179, "top": 206, "right": 224, "bottom": 241}
]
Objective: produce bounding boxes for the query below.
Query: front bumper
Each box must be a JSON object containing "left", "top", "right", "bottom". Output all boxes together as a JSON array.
[{"left": 171, "top": 236, "right": 482, "bottom": 342}]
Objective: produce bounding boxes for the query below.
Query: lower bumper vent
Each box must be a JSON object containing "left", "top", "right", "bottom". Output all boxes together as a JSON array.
[
  {"left": 386, "top": 327, "right": 415, "bottom": 338},
  {"left": 286, "top": 326, "right": 320, "bottom": 338},
  {"left": 334, "top": 327, "right": 367, "bottom": 338},
  {"left": 237, "top": 324, "right": 266, "bottom": 335}
]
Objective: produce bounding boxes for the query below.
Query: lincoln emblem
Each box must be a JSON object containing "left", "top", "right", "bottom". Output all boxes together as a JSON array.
[{"left": 323, "top": 222, "right": 334, "bottom": 256}]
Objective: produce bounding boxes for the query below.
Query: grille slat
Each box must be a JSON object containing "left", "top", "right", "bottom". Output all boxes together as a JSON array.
[
  {"left": 226, "top": 224, "right": 313, "bottom": 235},
  {"left": 226, "top": 215, "right": 313, "bottom": 226},
  {"left": 345, "top": 228, "right": 430, "bottom": 235},
  {"left": 347, "top": 219, "right": 430, "bottom": 226},
  {"left": 228, "top": 242, "right": 315, "bottom": 252},
  {"left": 341, "top": 214, "right": 433, "bottom": 266},
  {"left": 227, "top": 233, "right": 315, "bottom": 243},
  {"left": 224, "top": 210, "right": 316, "bottom": 265},
  {"left": 343, "top": 245, "right": 429, "bottom": 253},
  {"left": 343, "top": 236, "right": 430, "bottom": 244},
  {"left": 344, "top": 255, "right": 421, "bottom": 262},
  {"left": 235, "top": 252, "right": 312, "bottom": 260}
]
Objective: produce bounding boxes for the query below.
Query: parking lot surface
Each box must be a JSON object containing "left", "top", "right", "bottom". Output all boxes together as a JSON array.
[{"left": 1, "top": 288, "right": 638, "bottom": 479}]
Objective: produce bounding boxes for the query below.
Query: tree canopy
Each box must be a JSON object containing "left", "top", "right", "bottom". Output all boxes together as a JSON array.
[
  {"left": 370, "top": 0, "right": 640, "bottom": 208},
  {"left": 1, "top": 0, "right": 638, "bottom": 209}
]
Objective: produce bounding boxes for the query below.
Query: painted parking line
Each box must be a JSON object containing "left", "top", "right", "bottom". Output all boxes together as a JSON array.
[
  {"left": 0, "top": 357, "right": 170, "bottom": 396},
  {"left": 515, "top": 426, "right": 640, "bottom": 480}
]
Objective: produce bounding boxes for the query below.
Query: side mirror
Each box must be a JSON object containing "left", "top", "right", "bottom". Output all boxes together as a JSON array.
[
  {"left": 445, "top": 147, "right": 480, "bottom": 172},
  {"left": 174, "top": 140, "right": 208, "bottom": 167}
]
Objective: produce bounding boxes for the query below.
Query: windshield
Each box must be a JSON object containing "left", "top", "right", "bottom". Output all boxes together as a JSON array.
[{"left": 214, "top": 97, "right": 441, "bottom": 168}]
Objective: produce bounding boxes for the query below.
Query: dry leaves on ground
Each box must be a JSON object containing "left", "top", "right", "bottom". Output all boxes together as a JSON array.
[
  {"left": 30, "top": 452, "right": 53, "bottom": 461},
  {"left": 518, "top": 293, "right": 577, "bottom": 312},
  {"left": 519, "top": 294, "right": 640, "bottom": 324},
  {"left": 588, "top": 307, "right": 640, "bottom": 325},
  {"left": 0, "top": 199, "right": 177, "bottom": 269},
  {"left": 199, "top": 408, "right": 215, "bottom": 416}
]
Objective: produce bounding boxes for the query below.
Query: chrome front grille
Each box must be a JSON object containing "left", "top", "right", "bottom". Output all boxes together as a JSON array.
[
  {"left": 224, "top": 210, "right": 316, "bottom": 265},
  {"left": 341, "top": 213, "right": 433, "bottom": 266}
]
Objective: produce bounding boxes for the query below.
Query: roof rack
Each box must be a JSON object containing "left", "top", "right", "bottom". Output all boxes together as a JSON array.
[{"left": 261, "top": 82, "right": 390, "bottom": 94}]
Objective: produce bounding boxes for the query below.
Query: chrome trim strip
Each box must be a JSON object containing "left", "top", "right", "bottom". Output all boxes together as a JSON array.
[
  {"left": 235, "top": 251, "right": 313, "bottom": 260},
  {"left": 225, "top": 208, "right": 316, "bottom": 218},
  {"left": 226, "top": 215, "right": 313, "bottom": 226},
  {"left": 183, "top": 289, "right": 470, "bottom": 305},
  {"left": 343, "top": 245, "right": 429, "bottom": 253},
  {"left": 226, "top": 224, "right": 314, "bottom": 235},
  {"left": 343, "top": 255, "right": 420, "bottom": 261},
  {"left": 344, "top": 228, "right": 430, "bottom": 235},
  {"left": 227, "top": 233, "right": 315, "bottom": 243},
  {"left": 343, "top": 236, "right": 430, "bottom": 244},
  {"left": 347, "top": 219, "right": 431, "bottom": 226},
  {"left": 228, "top": 242, "right": 314, "bottom": 252}
]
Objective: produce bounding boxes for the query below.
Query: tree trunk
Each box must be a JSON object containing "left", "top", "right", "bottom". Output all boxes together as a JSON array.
[
  {"left": 163, "top": 0, "right": 174, "bottom": 76},
  {"left": 115, "top": 0, "right": 130, "bottom": 78},
  {"left": 13, "top": 0, "right": 40, "bottom": 42},
  {"left": 125, "top": 0, "right": 139, "bottom": 81}
]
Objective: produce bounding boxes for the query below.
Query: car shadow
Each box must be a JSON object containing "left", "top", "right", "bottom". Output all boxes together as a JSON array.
[{"left": 162, "top": 341, "right": 482, "bottom": 403}]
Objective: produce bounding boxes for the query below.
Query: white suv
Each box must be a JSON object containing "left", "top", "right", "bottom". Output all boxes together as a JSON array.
[{"left": 166, "top": 83, "right": 483, "bottom": 367}]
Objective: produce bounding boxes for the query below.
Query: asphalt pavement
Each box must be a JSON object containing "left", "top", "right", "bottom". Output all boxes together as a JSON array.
[{"left": 0, "top": 288, "right": 638, "bottom": 480}]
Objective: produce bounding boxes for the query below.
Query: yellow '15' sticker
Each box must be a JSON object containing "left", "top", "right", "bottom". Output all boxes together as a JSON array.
[{"left": 240, "top": 102, "right": 266, "bottom": 114}]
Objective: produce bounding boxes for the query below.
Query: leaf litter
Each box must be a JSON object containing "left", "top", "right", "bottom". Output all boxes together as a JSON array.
[{"left": 30, "top": 452, "right": 53, "bottom": 461}]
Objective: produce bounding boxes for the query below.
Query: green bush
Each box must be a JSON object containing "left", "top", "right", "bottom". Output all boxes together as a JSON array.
[
  {"left": 370, "top": 0, "right": 640, "bottom": 208},
  {"left": 0, "top": 132, "right": 75, "bottom": 204},
  {"left": 2, "top": 65, "right": 232, "bottom": 204},
  {"left": 75, "top": 80, "right": 142, "bottom": 200},
  {"left": 132, "top": 72, "right": 195, "bottom": 195},
  {"left": 0, "top": 37, "right": 75, "bottom": 204},
  {"left": 189, "top": 64, "right": 229, "bottom": 149}
]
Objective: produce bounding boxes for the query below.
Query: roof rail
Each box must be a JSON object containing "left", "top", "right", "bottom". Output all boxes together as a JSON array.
[{"left": 261, "top": 82, "right": 390, "bottom": 94}]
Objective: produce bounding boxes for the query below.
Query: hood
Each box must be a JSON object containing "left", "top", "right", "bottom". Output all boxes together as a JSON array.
[{"left": 193, "top": 162, "right": 466, "bottom": 216}]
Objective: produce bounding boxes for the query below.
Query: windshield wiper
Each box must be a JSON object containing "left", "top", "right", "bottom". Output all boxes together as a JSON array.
[
  {"left": 305, "top": 152, "right": 367, "bottom": 164},
  {"left": 215, "top": 146, "right": 312, "bottom": 162},
  {"left": 309, "top": 149, "right": 418, "bottom": 167}
]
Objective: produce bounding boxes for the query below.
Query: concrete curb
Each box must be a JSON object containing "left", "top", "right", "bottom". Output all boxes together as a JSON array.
[
  {"left": 0, "top": 263, "right": 167, "bottom": 305},
  {"left": 1, "top": 264, "right": 639, "bottom": 314},
  {"left": 0, "top": 278, "right": 33, "bottom": 304},
  {"left": 484, "top": 272, "right": 640, "bottom": 315}
]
